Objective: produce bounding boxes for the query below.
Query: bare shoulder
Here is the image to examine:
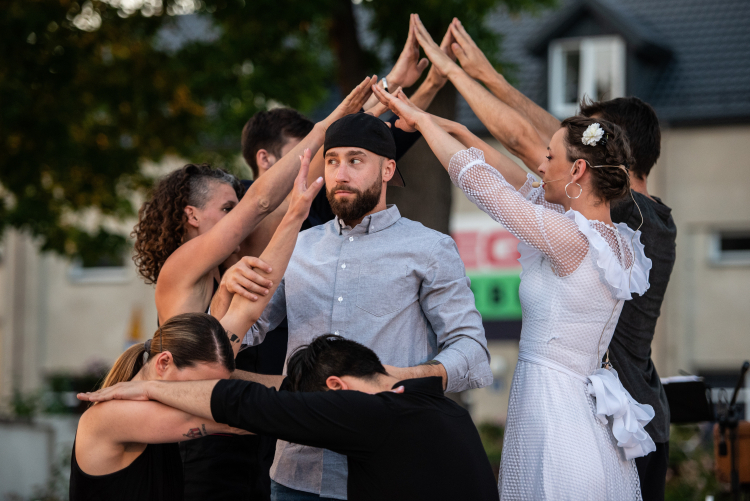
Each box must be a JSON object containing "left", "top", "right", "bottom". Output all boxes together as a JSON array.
[{"left": 75, "top": 401, "right": 147, "bottom": 476}]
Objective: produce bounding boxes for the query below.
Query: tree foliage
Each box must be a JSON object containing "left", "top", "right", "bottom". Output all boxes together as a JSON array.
[{"left": 0, "top": 0, "right": 552, "bottom": 262}]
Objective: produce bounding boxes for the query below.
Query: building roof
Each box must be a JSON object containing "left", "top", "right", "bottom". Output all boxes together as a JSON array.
[{"left": 457, "top": 0, "right": 750, "bottom": 130}]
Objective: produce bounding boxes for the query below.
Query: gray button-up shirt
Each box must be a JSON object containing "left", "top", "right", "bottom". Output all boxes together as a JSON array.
[{"left": 243, "top": 204, "right": 491, "bottom": 499}]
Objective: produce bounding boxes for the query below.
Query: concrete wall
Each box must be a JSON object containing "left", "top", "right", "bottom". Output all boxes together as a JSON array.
[
  {"left": 0, "top": 230, "right": 157, "bottom": 406},
  {"left": 654, "top": 124, "right": 750, "bottom": 377}
]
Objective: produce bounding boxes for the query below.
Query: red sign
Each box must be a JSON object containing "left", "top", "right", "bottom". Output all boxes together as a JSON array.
[{"left": 452, "top": 229, "right": 521, "bottom": 270}]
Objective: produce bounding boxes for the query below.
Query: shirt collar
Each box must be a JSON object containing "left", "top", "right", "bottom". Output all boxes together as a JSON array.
[{"left": 335, "top": 204, "right": 401, "bottom": 236}]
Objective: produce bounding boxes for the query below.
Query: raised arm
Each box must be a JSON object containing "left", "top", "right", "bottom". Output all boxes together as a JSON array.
[
  {"left": 411, "top": 15, "right": 547, "bottom": 174},
  {"left": 218, "top": 149, "right": 322, "bottom": 356},
  {"left": 448, "top": 18, "right": 561, "bottom": 145},
  {"left": 429, "top": 114, "right": 530, "bottom": 189},
  {"left": 157, "top": 77, "right": 376, "bottom": 319},
  {"left": 373, "top": 85, "right": 588, "bottom": 277}
]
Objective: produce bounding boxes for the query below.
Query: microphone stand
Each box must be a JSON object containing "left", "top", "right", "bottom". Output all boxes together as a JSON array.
[{"left": 718, "top": 360, "right": 750, "bottom": 501}]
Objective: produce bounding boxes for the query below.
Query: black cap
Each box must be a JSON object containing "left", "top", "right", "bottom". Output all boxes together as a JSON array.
[{"left": 324, "top": 113, "right": 405, "bottom": 187}]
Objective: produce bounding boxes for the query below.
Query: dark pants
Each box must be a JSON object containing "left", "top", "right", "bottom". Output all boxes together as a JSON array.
[
  {"left": 271, "top": 480, "right": 338, "bottom": 501},
  {"left": 635, "top": 441, "right": 669, "bottom": 501},
  {"left": 180, "top": 326, "right": 289, "bottom": 501}
]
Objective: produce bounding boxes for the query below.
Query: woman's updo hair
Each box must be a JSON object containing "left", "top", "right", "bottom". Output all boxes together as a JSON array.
[
  {"left": 560, "top": 117, "right": 634, "bottom": 203},
  {"left": 132, "top": 164, "right": 244, "bottom": 284}
]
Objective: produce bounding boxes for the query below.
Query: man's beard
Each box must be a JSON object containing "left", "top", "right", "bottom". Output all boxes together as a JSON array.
[{"left": 326, "top": 174, "right": 382, "bottom": 223}]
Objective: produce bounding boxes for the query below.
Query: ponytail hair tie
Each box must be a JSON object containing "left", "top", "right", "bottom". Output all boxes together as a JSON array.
[{"left": 143, "top": 339, "right": 153, "bottom": 364}]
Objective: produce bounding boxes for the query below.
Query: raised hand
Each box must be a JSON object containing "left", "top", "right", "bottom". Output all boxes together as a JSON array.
[
  {"left": 321, "top": 75, "right": 378, "bottom": 130},
  {"left": 220, "top": 256, "right": 274, "bottom": 302},
  {"left": 412, "top": 14, "right": 460, "bottom": 81},
  {"left": 449, "top": 18, "right": 495, "bottom": 82},
  {"left": 78, "top": 381, "right": 150, "bottom": 403},
  {"left": 372, "top": 85, "right": 426, "bottom": 133},
  {"left": 422, "top": 14, "right": 458, "bottom": 85},
  {"left": 287, "top": 148, "right": 324, "bottom": 221},
  {"left": 387, "top": 15, "right": 430, "bottom": 89}
]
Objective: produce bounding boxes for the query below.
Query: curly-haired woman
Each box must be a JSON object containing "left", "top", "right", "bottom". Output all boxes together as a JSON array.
[{"left": 132, "top": 76, "right": 377, "bottom": 326}]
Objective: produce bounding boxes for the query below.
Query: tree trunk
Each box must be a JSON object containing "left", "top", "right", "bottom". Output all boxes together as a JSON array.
[
  {"left": 329, "top": 0, "right": 370, "bottom": 95},
  {"left": 386, "top": 83, "right": 455, "bottom": 235}
]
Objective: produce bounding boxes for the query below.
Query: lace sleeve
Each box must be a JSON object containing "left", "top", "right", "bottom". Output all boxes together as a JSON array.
[
  {"left": 525, "top": 183, "right": 567, "bottom": 213},
  {"left": 449, "top": 148, "right": 588, "bottom": 276}
]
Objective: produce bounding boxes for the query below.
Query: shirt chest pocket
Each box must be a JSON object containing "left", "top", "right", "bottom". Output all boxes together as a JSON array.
[{"left": 355, "top": 264, "right": 418, "bottom": 317}]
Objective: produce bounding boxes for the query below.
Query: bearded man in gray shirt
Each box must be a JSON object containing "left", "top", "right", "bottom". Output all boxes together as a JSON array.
[{"left": 223, "top": 112, "right": 492, "bottom": 501}]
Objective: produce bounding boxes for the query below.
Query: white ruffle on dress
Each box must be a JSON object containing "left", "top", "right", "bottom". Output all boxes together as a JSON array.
[{"left": 449, "top": 148, "right": 655, "bottom": 501}]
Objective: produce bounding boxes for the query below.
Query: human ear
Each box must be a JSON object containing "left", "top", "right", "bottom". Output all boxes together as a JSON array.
[
  {"left": 570, "top": 159, "right": 586, "bottom": 182},
  {"left": 382, "top": 159, "right": 396, "bottom": 183},
  {"left": 256, "top": 149, "right": 277, "bottom": 175},
  {"left": 325, "top": 376, "right": 349, "bottom": 391},
  {"left": 154, "top": 352, "right": 173, "bottom": 379},
  {"left": 184, "top": 206, "right": 200, "bottom": 228}
]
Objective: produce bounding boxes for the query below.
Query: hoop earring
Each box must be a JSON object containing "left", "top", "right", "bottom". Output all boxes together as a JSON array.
[{"left": 565, "top": 182, "right": 582, "bottom": 199}]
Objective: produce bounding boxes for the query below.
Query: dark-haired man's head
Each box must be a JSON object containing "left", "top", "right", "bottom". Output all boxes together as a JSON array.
[
  {"left": 579, "top": 96, "right": 660, "bottom": 180},
  {"left": 286, "top": 335, "right": 390, "bottom": 393},
  {"left": 323, "top": 114, "right": 397, "bottom": 226},
  {"left": 241, "top": 108, "right": 314, "bottom": 179}
]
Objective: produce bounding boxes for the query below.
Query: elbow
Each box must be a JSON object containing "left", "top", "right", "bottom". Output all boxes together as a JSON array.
[
  {"left": 255, "top": 196, "right": 272, "bottom": 215},
  {"left": 504, "top": 134, "right": 525, "bottom": 159}
]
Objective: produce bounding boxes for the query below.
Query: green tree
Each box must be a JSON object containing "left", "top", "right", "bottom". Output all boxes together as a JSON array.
[{"left": 0, "top": 0, "right": 552, "bottom": 262}]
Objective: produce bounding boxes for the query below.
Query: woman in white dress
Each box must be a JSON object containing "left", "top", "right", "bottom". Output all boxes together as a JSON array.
[{"left": 372, "top": 86, "right": 656, "bottom": 500}]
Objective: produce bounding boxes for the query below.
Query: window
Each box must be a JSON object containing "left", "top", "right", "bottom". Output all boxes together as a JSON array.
[
  {"left": 709, "top": 231, "right": 750, "bottom": 265},
  {"left": 68, "top": 253, "right": 130, "bottom": 284},
  {"left": 548, "top": 36, "right": 626, "bottom": 118}
]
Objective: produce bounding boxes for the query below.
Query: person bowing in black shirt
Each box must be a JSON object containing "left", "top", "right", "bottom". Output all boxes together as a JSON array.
[{"left": 79, "top": 333, "right": 499, "bottom": 501}]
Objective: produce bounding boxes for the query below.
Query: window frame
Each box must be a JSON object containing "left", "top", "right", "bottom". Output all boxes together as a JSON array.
[
  {"left": 68, "top": 257, "right": 131, "bottom": 284},
  {"left": 708, "top": 230, "right": 750, "bottom": 266},
  {"left": 548, "top": 35, "right": 626, "bottom": 119}
]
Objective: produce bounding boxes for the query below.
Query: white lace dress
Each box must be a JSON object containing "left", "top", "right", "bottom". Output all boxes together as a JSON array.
[{"left": 449, "top": 148, "right": 656, "bottom": 501}]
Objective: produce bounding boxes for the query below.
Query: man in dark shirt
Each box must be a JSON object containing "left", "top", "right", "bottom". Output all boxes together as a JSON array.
[
  {"left": 417, "top": 26, "right": 675, "bottom": 499},
  {"left": 80, "top": 334, "right": 500, "bottom": 501},
  {"left": 580, "top": 98, "right": 675, "bottom": 501}
]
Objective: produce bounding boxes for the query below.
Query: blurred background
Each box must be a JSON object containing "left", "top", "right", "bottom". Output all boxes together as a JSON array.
[{"left": 1, "top": 0, "right": 749, "bottom": 499}]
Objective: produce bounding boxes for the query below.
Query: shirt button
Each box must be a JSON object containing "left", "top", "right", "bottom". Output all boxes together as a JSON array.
[
  {"left": 349, "top": 237, "right": 354, "bottom": 242},
  {"left": 338, "top": 296, "right": 343, "bottom": 302},
  {"left": 341, "top": 264, "right": 346, "bottom": 269}
]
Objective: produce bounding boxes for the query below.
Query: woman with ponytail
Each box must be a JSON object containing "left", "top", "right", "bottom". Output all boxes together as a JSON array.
[
  {"left": 69, "top": 313, "right": 243, "bottom": 501},
  {"left": 373, "top": 85, "right": 654, "bottom": 500},
  {"left": 70, "top": 134, "right": 325, "bottom": 501}
]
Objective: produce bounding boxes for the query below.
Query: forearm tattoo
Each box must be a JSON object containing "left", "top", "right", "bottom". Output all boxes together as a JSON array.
[
  {"left": 183, "top": 424, "right": 209, "bottom": 439},
  {"left": 420, "top": 360, "right": 443, "bottom": 367},
  {"left": 228, "top": 331, "right": 240, "bottom": 344}
]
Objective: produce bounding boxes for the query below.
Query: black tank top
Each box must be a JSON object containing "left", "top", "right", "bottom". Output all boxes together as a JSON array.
[{"left": 70, "top": 440, "right": 183, "bottom": 501}]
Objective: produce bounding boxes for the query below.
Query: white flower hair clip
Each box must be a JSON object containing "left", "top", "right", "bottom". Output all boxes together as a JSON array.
[{"left": 582, "top": 123, "right": 605, "bottom": 146}]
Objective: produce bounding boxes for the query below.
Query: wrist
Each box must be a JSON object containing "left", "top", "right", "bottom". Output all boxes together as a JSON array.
[
  {"left": 315, "top": 119, "right": 332, "bottom": 133},
  {"left": 484, "top": 68, "right": 507, "bottom": 89},
  {"left": 414, "top": 112, "right": 435, "bottom": 132},
  {"left": 424, "top": 70, "right": 446, "bottom": 90},
  {"left": 145, "top": 380, "right": 159, "bottom": 400},
  {"left": 384, "top": 74, "right": 398, "bottom": 91}
]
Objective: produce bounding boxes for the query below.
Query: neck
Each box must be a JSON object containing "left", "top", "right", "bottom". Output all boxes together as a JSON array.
[
  {"left": 566, "top": 192, "right": 613, "bottom": 226},
  {"left": 375, "top": 373, "right": 403, "bottom": 390},
  {"left": 629, "top": 172, "right": 651, "bottom": 199}
]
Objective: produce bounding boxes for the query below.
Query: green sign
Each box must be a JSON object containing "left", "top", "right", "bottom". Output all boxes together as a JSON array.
[{"left": 468, "top": 271, "right": 522, "bottom": 321}]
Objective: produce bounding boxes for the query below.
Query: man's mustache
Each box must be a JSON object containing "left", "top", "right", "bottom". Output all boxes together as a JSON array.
[{"left": 327, "top": 185, "right": 363, "bottom": 198}]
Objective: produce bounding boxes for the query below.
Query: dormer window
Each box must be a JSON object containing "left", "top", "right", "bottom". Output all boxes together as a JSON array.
[{"left": 548, "top": 36, "right": 626, "bottom": 118}]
